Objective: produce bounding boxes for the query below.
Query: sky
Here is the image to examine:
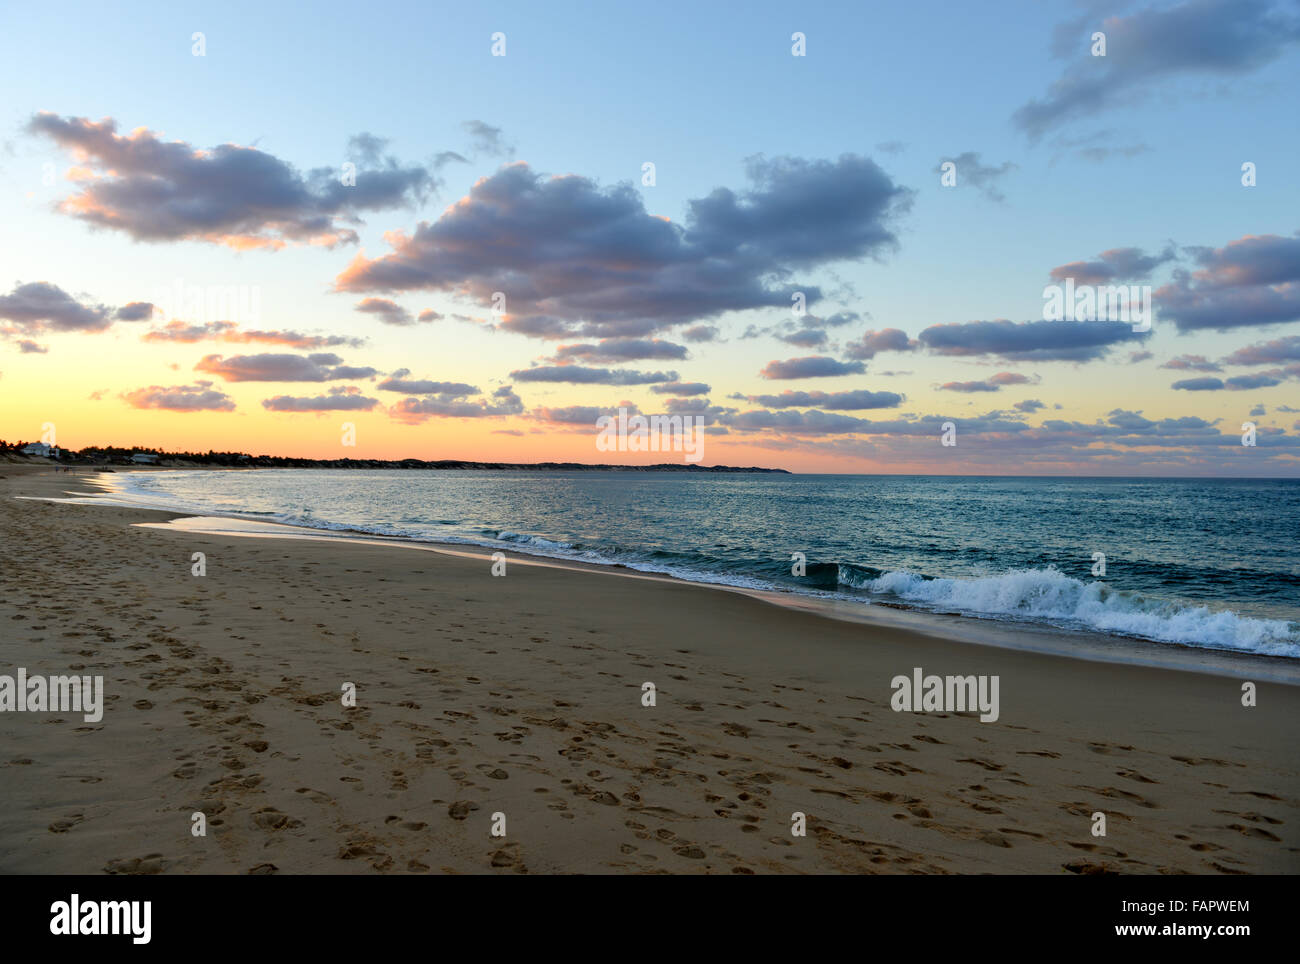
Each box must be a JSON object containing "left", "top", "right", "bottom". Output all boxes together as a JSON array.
[{"left": 1, "top": 0, "right": 1298, "bottom": 475}]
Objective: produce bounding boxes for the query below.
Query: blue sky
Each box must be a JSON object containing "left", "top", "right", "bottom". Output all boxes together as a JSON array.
[{"left": 2, "top": 0, "right": 1299, "bottom": 473}]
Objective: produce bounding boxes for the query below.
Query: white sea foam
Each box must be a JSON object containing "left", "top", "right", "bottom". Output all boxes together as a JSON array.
[{"left": 865, "top": 566, "right": 1300, "bottom": 657}]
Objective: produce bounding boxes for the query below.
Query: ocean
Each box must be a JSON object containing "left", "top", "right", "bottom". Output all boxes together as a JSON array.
[{"left": 102, "top": 469, "right": 1300, "bottom": 661}]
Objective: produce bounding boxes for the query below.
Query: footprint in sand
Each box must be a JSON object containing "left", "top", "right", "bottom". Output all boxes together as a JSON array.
[
  {"left": 252, "top": 808, "right": 303, "bottom": 831},
  {"left": 448, "top": 800, "right": 480, "bottom": 820},
  {"left": 104, "top": 855, "right": 168, "bottom": 875}
]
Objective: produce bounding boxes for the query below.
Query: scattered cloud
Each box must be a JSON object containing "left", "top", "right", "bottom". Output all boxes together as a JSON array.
[
  {"left": 1013, "top": 0, "right": 1300, "bottom": 139},
  {"left": 335, "top": 155, "right": 912, "bottom": 340},
  {"left": 746, "top": 389, "right": 904, "bottom": 409},
  {"left": 939, "top": 372, "right": 1037, "bottom": 392},
  {"left": 121, "top": 380, "right": 235, "bottom": 412},
  {"left": 262, "top": 386, "right": 381, "bottom": 411},
  {"left": 844, "top": 327, "right": 916, "bottom": 360},
  {"left": 1157, "top": 231, "right": 1300, "bottom": 331},
  {"left": 918, "top": 319, "right": 1145, "bottom": 362},
  {"left": 934, "top": 152, "right": 1017, "bottom": 202},
  {"left": 195, "top": 352, "right": 378, "bottom": 382},
  {"left": 1050, "top": 245, "right": 1176, "bottom": 284},
  {"left": 0, "top": 280, "right": 151, "bottom": 340},
  {"left": 29, "top": 112, "right": 434, "bottom": 249},
  {"left": 759, "top": 356, "right": 866, "bottom": 379}
]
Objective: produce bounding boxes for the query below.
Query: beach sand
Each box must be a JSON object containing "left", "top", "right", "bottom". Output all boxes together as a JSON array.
[{"left": 1, "top": 464, "right": 1296, "bottom": 874}]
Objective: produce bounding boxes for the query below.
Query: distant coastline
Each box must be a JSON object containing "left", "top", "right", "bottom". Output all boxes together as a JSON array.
[{"left": 0, "top": 442, "right": 789, "bottom": 474}]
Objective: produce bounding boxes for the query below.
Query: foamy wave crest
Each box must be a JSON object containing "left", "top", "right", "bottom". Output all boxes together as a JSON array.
[
  {"left": 495, "top": 531, "right": 574, "bottom": 553},
  {"left": 868, "top": 566, "right": 1300, "bottom": 657}
]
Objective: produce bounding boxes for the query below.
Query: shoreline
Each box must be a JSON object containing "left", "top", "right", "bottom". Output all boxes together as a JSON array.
[
  {"left": 2, "top": 463, "right": 1297, "bottom": 874},
  {"left": 51, "top": 466, "right": 1300, "bottom": 685}
]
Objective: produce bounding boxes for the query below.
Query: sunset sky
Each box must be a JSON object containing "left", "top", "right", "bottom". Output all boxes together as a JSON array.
[{"left": 2, "top": 0, "right": 1298, "bottom": 474}]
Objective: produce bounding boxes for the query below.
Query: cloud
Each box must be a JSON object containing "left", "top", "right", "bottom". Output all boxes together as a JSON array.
[
  {"left": 1015, "top": 398, "right": 1047, "bottom": 412},
  {"left": 1168, "top": 373, "right": 1285, "bottom": 391},
  {"left": 1048, "top": 129, "right": 1151, "bottom": 163},
  {"left": 1049, "top": 245, "right": 1176, "bottom": 285},
  {"left": 141, "top": 320, "right": 365, "bottom": 349},
  {"left": 747, "top": 389, "right": 903, "bottom": 409},
  {"left": 0, "top": 280, "right": 147, "bottom": 338},
  {"left": 707, "top": 405, "right": 1300, "bottom": 473},
  {"left": 1157, "top": 232, "right": 1300, "bottom": 331},
  {"left": 550, "top": 339, "right": 689, "bottom": 363},
  {"left": 648, "top": 381, "right": 711, "bottom": 396},
  {"left": 779, "top": 329, "right": 828, "bottom": 349},
  {"left": 844, "top": 327, "right": 916, "bottom": 360},
  {"left": 462, "top": 120, "right": 514, "bottom": 158},
  {"left": 121, "top": 380, "right": 235, "bottom": 412},
  {"left": 1129, "top": 350, "right": 1154, "bottom": 363},
  {"left": 759, "top": 356, "right": 866, "bottom": 379},
  {"left": 113, "top": 301, "right": 156, "bottom": 321},
  {"left": 17, "top": 339, "right": 49, "bottom": 353},
  {"left": 801, "top": 311, "right": 862, "bottom": 330},
  {"left": 680, "top": 325, "right": 719, "bottom": 343},
  {"left": 939, "top": 372, "right": 1037, "bottom": 392},
  {"left": 335, "top": 155, "right": 912, "bottom": 340},
  {"left": 388, "top": 385, "right": 523, "bottom": 422},
  {"left": 29, "top": 112, "right": 433, "bottom": 249},
  {"left": 195, "top": 352, "right": 378, "bottom": 382},
  {"left": 1013, "top": 0, "right": 1300, "bottom": 139},
  {"left": 1171, "top": 376, "right": 1226, "bottom": 391},
  {"left": 508, "top": 365, "right": 678, "bottom": 385},
  {"left": 532, "top": 405, "right": 629, "bottom": 425},
  {"left": 718, "top": 409, "right": 1032, "bottom": 439},
  {"left": 1161, "top": 354, "right": 1222, "bottom": 371},
  {"left": 355, "top": 297, "right": 417, "bottom": 326},
  {"left": 1222, "top": 334, "right": 1300, "bottom": 365},
  {"left": 1226, "top": 373, "right": 1284, "bottom": 389},
  {"left": 934, "top": 152, "right": 1017, "bottom": 202},
  {"left": 377, "top": 369, "right": 479, "bottom": 395},
  {"left": 262, "top": 387, "right": 381, "bottom": 412},
  {"left": 918, "top": 319, "right": 1145, "bottom": 362}
]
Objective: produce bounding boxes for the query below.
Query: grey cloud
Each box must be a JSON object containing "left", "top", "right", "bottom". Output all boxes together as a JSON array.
[
  {"left": 1050, "top": 245, "right": 1176, "bottom": 285},
  {"left": 122, "top": 380, "right": 235, "bottom": 412},
  {"left": 759, "top": 357, "right": 866, "bottom": 379},
  {"left": 934, "top": 152, "right": 1017, "bottom": 202},
  {"left": 649, "top": 381, "right": 711, "bottom": 396},
  {"left": 195, "top": 352, "right": 378, "bottom": 382},
  {"left": 844, "top": 327, "right": 916, "bottom": 360},
  {"left": 918, "top": 319, "right": 1145, "bottom": 362},
  {"left": 508, "top": 365, "right": 678, "bottom": 385},
  {"left": 747, "top": 389, "right": 903, "bottom": 410},
  {"left": 29, "top": 112, "right": 433, "bottom": 248},
  {"left": 336, "top": 155, "right": 912, "bottom": 340},
  {"left": 1013, "top": 0, "right": 1300, "bottom": 139},
  {"left": 1157, "top": 232, "right": 1300, "bottom": 331}
]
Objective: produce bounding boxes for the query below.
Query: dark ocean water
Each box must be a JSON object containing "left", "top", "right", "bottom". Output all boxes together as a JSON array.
[{"left": 114, "top": 470, "right": 1300, "bottom": 658}]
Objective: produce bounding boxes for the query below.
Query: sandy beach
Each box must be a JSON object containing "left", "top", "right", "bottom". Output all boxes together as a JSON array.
[{"left": 1, "top": 464, "right": 1296, "bottom": 875}]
